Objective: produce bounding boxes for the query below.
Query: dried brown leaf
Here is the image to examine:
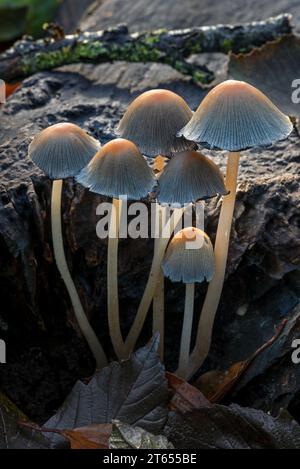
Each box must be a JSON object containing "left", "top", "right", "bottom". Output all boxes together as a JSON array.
[
  {"left": 45, "top": 336, "right": 168, "bottom": 447},
  {"left": 196, "top": 319, "right": 287, "bottom": 402},
  {"left": 166, "top": 372, "right": 211, "bottom": 412}
]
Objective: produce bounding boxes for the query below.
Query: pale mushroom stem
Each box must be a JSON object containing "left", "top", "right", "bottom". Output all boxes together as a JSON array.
[
  {"left": 124, "top": 207, "right": 184, "bottom": 357},
  {"left": 177, "top": 282, "right": 195, "bottom": 379},
  {"left": 107, "top": 197, "right": 126, "bottom": 360},
  {"left": 152, "top": 269, "right": 164, "bottom": 359},
  {"left": 187, "top": 151, "right": 240, "bottom": 378},
  {"left": 51, "top": 179, "right": 107, "bottom": 369},
  {"left": 152, "top": 205, "right": 166, "bottom": 359}
]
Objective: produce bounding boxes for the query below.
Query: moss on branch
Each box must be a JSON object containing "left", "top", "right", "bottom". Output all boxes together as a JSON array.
[{"left": 0, "top": 14, "right": 293, "bottom": 83}]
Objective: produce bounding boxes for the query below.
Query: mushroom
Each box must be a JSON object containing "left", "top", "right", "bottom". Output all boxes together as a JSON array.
[
  {"left": 76, "top": 138, "right": 155, "bottom": 360},
  {"left": 117, "top": 89, "right": 194, "bottom": 357},
  {"left": 28, "top": 122, "right": 107, "bottom": 368},
  {"left": 178, "top": 79, "right": 293, "bottom": 376},
  {"left": 158, "top": 150, "right": 227, "bottom": 206},
  {"left": 162, "top": 227, "right": 214, "bottom": 379},
  {"left": 117, "top": 89, "right": 194, "bottom": 158}
]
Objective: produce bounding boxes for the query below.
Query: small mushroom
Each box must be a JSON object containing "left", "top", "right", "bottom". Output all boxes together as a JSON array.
[
  {"left": 118, "top": 90, "right": 194, "bottom": 358},
  {"left": 117, "top": 89, "right": 194, "bottom": 158},
  {"left": 77, "top": 138, "right": 155, "bottom": 360},
  {"left": 154, "top": 149, "right": 225, "bottom": 359},
  {"left": 162, "top": 227, "right": 214, "bottom": 379},
  {"left": 179, "top": 80, "right": 292, "bottom": 151},
  {"left": 158, "top": 150, "right": 227, "bottom": 206},
  {"left": 28, "top": 122, "right": 107, "bottom": 368},
  {"left": 178, "top": 80, "right": 293, "bottom": 377}
]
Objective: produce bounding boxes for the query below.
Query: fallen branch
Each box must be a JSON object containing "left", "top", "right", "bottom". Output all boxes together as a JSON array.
[{"left": 0, "top": 14, "right": 292, "bottom": 83}]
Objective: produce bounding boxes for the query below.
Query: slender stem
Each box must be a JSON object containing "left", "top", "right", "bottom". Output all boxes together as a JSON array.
[
  {"left": 188, "top": 152, "right": 240, "bottom": 378},
  {"left": 124, "top": 207, "right": 184, "bottom": 357},
  {"left": 152, "top": 270, "right": 164, "bottom": 359},
  {"left": 107, "top": 198, "right": 126, "bottom": 360},
  {"left": 152, "top": 205, "right": 166, "bottom": 359},
  {"left": 177, "top": 283, "right": 195, "bottom": 379},
  {"left": 51, "top": 179, "right": 107, "bottom": 369}
]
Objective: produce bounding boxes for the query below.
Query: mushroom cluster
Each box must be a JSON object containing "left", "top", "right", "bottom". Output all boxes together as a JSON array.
[{"left": 27, "top": 80, "right": 293, "bottom": 379}]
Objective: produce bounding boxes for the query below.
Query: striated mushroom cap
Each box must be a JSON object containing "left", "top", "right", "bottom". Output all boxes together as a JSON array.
[
  {"left": 76, "top": 138, "right": 156, "bottom": 200},
  {"left": 117, "top": 89, "right": 194, "bottom": 157},
  {"left": 162, "top": 227, "right": 215, "bottom": 284},
  {"left": 179, "top": 80, "right": 293, "bottom": 151},
  {"left": 158, "top": 150, "right": 227, "bottom": 206},
  {"left": 28, "top": 122, "right": 100, "bottom": 179}
]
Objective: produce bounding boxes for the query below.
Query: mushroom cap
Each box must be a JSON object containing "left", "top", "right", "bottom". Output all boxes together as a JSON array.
[
  {"left": 178, "top": 80, "right": 293, "bottom": 151},
  {"left": 117, "top": 89, "right": 194, "bottom": 157},
  {"left": 28, "top": 122, "right": 100, "bottom": 179},
  {"left": 76, "top": 138, "right": 156, "bottom": 200},
  {"left": 158, "top": 150, "right": 227, "bottom": 206},
  {"left": 162, "top": 227, "right": 215, "bottom": 284}
]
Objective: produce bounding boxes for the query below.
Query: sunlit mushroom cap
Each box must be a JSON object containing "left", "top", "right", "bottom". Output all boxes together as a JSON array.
[
  {"left": 162, "top": 227, "right": 215, "bottom": 283},
  {"left": 158, "top": 150, "right": 227, "bottom": 206},
  {"left": 178, "top": 80, "right": 293, "bottom": 151},
  {"left": 76, "top": 138, "right": 156, "bottom": 199},
  {"left": 117, "top": 89, "right": 194, "bottom": 157},
  {"left": 28, "top": 122, "right": 100, "bottom": 179}
]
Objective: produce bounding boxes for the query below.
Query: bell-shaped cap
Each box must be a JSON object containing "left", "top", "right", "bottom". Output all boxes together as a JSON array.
[
  {"left": 76, "top": 138, "right": 156, "bottom": 200},
  {"left": 179, "top": 80, "right": 293, "bottom": 151},
  {"left": 158, "top": 150, "right": 227, "bottom": 206},
  {"left": 28, "top": 122, "right": 100, "bottom": 179},
  {"left": 117, "top": 89, "right": 194, "bottom": 157},
  {"left": 162, "top": 227, "right": 215, "bottom": 284}
]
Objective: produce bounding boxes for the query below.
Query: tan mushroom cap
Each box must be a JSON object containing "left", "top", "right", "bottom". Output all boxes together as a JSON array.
[
  {"left": 162, "top": 227, "right": 215, "bottom": 283},
  {"left": 28, "top": 122, "right": 100, "bottom": 179},
  {"left": 179, "top": 80, "right": 293, "bottom": 151},
  {"left": 158, "top": 150, "right": 227, "bottom": 206},
  {"left": 76, "top": 138, "right": 156, "bottom": 200},
  {"left": 117, "top": 89, "right": 194, "bottom": 157}
]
